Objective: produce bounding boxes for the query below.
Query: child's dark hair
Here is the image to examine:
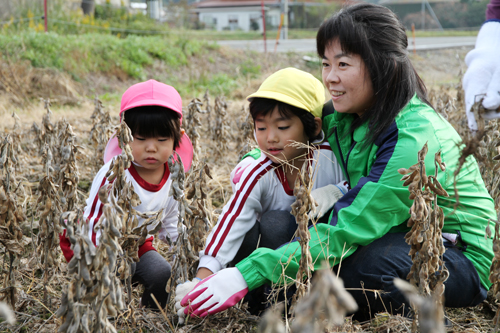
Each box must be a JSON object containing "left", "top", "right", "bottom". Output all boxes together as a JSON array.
[
  {"left": 249, "top": 97, "right": 320, "bottom": 141},
  {"left": 123, "top": 106, "right": 182, "bottom": 149},
  {"left": 317, "top": 3, "right": 432, "bottom": 145}
]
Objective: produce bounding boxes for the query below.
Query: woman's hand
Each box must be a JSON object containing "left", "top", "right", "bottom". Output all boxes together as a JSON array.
[{"left": 181, "top": 267, "right": 249, "bottom": 317}]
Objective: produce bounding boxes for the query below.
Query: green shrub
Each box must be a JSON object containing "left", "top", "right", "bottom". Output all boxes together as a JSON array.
[{"left": 0, "top": 32, "right": 210, "bottom": 79}]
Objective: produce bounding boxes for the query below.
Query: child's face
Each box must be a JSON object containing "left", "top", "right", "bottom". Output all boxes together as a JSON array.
[
  {"left": 254, "top": 107, "right": 309, "bottom": 165},
  {"left": 129, "top": 135, "right": 175, "bottom": 171}
]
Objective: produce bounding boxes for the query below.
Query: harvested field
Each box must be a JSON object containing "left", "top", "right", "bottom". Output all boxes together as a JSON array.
[{"left": 0, "top": 45, "right": 498, "bottom": 332}]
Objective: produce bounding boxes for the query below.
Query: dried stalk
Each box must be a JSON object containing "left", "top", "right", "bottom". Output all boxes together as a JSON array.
[
  {"left": 291, "top": 262, "right": 358, "bottom": 333},
  {"left": 36, "top": 142, "right": 63, "bottom": 307},
  {"left": 104, "top": 121, "right": 163, "bottom": 302},
  {"left": 236, "top": 106, "right": 254, "bottom": 161},
  {"left": 0, "top": 135, "right": 26, "bottom": 309},
  {"left": 57, "top": 120, "right": 80, "bottom": 211},
  {"left": 290, "top": 161, "right": 316, "bottom": 303},
  {"left": 487, "top": 214, "right": 500, "bottom": 329},
  {"left": 212, "top": 96, "right": 230, "bottom": 158},
  {"left": 89, "top": 97, "right": 113, "bottom": 172},
  {"left": 394, "top": 278, "right": 445, "bottom": 333},
  {"left": 56, "top": 204, "right": 125, "bottom": 332},
  {"left": 165, "top": 152, "right": 198, "bottom": 305},
  {"left": 185, "top": 98, "right": 203, "bottom": 164},
  {"left": 399, "top": 143, "right": 449, "bottom": 330},
  {"left": 184, "top": 161, "right": 212, "bottom": 255}
]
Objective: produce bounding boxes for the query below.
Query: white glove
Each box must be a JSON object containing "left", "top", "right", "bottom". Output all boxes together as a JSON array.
[
  {"left": 181, "top": 267, "right": 249, "bottom": 317},
  {"left": 463, "top": 21, "right": 500, "bottom": 131},
  {"left": 174, "top": 278, "right": 201, "bottom": 324},
  {"left": 309, "top": 181, "right": 348, "bottom": 219}
]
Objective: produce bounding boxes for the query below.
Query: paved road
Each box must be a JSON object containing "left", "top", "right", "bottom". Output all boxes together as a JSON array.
[{"left": 217, "top": 36, "right": 477, "bottom": 53}]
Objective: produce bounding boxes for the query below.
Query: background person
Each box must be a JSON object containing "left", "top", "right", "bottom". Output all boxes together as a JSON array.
[{"left": 463, "top": 0, "right": 500, "bottom": 131}]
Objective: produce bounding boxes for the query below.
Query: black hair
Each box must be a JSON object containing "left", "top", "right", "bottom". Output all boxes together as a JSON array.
[
  {"left": 249, "top": 97, "right": 321, "bottom": 142},
  {"left": 317, "top": 3, "right": 431, "bottom": 145},
  {"left": 123, "top": 105, "right": 182, "bottom": 150}
]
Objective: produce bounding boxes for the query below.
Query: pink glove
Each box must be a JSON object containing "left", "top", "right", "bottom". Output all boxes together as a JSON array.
[{"left": 181, "top": 267, "right": 249, "bottom": 317}]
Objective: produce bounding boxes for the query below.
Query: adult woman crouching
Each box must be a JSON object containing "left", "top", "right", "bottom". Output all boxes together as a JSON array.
[{"left": 179, "top": 3, "right": 495, "bottom": 320}]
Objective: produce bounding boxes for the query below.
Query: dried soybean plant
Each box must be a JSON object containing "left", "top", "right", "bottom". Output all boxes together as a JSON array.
[
  {"left": 9, "top": 113, "right": 23, "bottom": 156},
  {"left": 258, "top": 304, "right": 286, "bottom": 333},
  {"left": 394, "top": 278, "right": 445, "bottom": 333},
  {"left": 235, "top": 106, "right": 254, "bottom": 161},
  {"left": 56, "top": 203, "right": 125, "bottom": 332},
  {"left": 0, "top": 135, "right": 27, "bottom": 308},
  {"left": 184, "top": 161, "right": 212, "bottom": 255},
  {"left": 104, "top": 121, "right": 163, "bottom": 301},
  {"left": 290, "top": 160, "right": 316, "bottom": 304},
  {"left": 203, "top": 90, "right": 212, "bottom": 133},
  {"left": 56, "top": 119, "right": 80, "bottom": 211},
  {"left": 33, "top": 99, "right": 57, "bottom": 154},
  {"left": 35, "top": 143, "right": 63, "bottom": 306},
  {"left": 212, "top": 96, "right": 230, "bottom": 158},
  {"left": 398, "top": 143, "right": 449, "bottom": 326},
  {"left": 291, "top": 262, "right": 358, "bottom": 333},
  {"left": 487, "top": 214, "right": 500, "bottom": 329},
  {"left": 185, "top": 98, "right": 204, "bottom": 164},
  {"left": 89, "top": 97, "right": 114, "bottom": 173},
  {"left": 166, "top": 153, "right": 199, "bottom": 302}
]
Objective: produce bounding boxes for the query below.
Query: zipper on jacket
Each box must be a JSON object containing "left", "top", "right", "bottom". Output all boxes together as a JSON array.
[
  {"left": 334, "top": 127, "right": 351, "bottom": 186},
  {"left": 345, "top": 133, "right": 357, "bottom": 186}
]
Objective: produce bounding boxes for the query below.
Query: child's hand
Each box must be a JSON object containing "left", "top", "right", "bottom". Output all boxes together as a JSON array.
[
  {"left": 181, "top": 268, "right": 248, "bottom": 317},
  {"left": 175, "top": 278, "right": 202, "bottom": 324},
  {"left": 309, "top": 182, "right": 347, "bottom": 220}
]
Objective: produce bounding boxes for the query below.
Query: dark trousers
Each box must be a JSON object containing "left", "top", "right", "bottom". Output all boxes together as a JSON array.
[
  {"left": 229, "top": 210, "right": 298, "bottom": 315},
  {"left": 131, "top": 250, "right": 172, "bottom": 309},
  {"left": 335, "top": 232, "right": 487, "bottom": 321}
]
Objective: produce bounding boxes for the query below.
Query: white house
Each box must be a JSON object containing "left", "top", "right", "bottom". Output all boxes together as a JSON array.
[{"left": 192, "top": 0, "right": 281, "bottom": 32}]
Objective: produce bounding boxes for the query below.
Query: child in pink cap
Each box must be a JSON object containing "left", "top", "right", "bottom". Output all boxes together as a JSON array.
[{"left": 60, "top": 80, "right": 193, "bottom": 309}]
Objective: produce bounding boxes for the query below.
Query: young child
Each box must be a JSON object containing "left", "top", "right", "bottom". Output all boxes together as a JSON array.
[
  {"left": 175, "top": 67, "right": 347, "bottom": 317},
  {"left": 60, "top": 79, "right": 193, "bottom": 309}
]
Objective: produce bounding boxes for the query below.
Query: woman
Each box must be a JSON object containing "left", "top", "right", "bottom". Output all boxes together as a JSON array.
[{"left": 179, "top": 3, "right": 495, "bottom": 320}]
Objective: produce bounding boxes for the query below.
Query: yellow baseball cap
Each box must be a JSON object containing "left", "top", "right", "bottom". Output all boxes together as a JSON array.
[{"left": 246, "top": 67, "right": 325, "bottom": 118}]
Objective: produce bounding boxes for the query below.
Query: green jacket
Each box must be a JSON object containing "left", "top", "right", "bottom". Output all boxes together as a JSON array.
[{"left": 236, "top": 95, "right": 495, "bottom": 290}]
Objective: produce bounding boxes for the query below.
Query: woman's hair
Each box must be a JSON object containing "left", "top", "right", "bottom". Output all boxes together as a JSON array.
[
  {"left": 123, "top": 105, "right": 182, "bottom": 149},
  {"left": 317, "top": 3, "right": 431, "bottom": 144},
  {"left": 249, "top": 97, "right": 321, "bottom": 142}
]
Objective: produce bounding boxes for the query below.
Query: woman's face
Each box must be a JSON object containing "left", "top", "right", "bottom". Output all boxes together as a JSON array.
[{"left": 322, "top": 39, "right": 374, "bottom": 117}]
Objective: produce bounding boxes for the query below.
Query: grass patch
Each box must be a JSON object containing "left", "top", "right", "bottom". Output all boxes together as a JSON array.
[
  {"left": 408, "top": 29, "right": 479, "bottom": 37},
  {"left": 0, "top": 32, "right": 214, "bottom": 80}
]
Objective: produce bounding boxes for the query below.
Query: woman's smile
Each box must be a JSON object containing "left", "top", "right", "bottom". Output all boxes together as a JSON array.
[{"left": 322, "top": 40, "right": 374, "bottom": 117}]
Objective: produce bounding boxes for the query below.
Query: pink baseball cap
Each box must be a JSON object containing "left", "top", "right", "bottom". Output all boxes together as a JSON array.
[{"left": 103, "top": 80, "right": 193, "bottom": 172}]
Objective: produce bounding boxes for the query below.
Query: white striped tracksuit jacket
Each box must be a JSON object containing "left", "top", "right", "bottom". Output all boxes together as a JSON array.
[
  {"left": 60, "top": 160, "right": 178, "bottom": 262},
  {"left": 198, "top": 142, "right": 345, "bottom": 274}
]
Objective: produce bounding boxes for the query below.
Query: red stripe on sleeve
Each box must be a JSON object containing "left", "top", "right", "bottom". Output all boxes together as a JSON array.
[
  {"left": 205, "top": 161, "right": 271, "bottom": 255},
  {"left": 87, "top": 177, "right": 109, "bottom": 245},
  {"left": 210, "top": 164, "right": 273, "bottom": 257}
]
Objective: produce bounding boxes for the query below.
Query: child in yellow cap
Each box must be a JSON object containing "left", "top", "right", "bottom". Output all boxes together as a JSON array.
[{"left": 175, "top": 67, "right": 347, "bottom": 319}]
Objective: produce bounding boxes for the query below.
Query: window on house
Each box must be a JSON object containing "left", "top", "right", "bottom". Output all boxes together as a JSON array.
[
  {"left": 249, "top": 13, "right": 260, "bottom": 31},
  {"left": 228, "top": 15, "right": 239, "bottom": 30}
]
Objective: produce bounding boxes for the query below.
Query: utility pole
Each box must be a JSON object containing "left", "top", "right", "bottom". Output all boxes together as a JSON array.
[
  {"left": 44, "top": 0, "right": 47, "bottom": 32},
  {"left": 421, "top": 0, "right": 443, "bottom": 31},
  {"left": 280, "top": 0, "right": 288, "bottom": 40}
]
